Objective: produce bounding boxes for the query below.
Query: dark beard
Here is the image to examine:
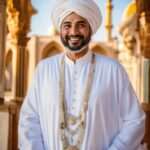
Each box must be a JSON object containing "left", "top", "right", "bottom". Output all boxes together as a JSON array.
[{"left": 61, "top": 34, "right": 91, "bottom": 52}]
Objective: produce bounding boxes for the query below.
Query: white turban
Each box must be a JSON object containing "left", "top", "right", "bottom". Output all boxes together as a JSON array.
[{"left": 51, "top": 0, "right": 102, "bottom": 35}]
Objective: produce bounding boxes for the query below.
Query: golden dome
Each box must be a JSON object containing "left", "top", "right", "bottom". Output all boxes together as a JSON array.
[
  {"left": 122, "top": 1, "right": 136, "bottom": 20},
  {"left": 49, "top": 25, "right": 59, "bottom": 36}
]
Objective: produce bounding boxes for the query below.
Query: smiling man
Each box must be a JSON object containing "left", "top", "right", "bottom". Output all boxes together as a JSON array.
[{"left": 18, "top": 0, "right": 145, "bottom": 150}]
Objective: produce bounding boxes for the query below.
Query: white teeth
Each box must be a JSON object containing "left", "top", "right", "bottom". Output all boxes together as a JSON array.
[
  {"left": 69, "top": 37, "right": 80, "bottom": 41},
  {"left": 70, "top": 37, "right": 79, "bottom": 39}
]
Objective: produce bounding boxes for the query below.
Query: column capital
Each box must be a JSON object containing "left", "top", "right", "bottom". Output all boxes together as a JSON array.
[
  {"left": 7, "top": 0, "right": 37, "bottom": 46},
  {"left": 138, "top": 14, "right": 150, "bottom": 58},
  {"left": 137, "top": 0, "right": 150, "bottom": 58}
]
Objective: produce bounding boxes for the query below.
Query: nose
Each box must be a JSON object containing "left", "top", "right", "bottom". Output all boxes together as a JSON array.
[{"left": 70, "top": 25, "right": 79, "bottom": 35}]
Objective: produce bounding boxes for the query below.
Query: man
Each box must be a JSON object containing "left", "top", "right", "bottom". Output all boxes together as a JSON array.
[{"left": 18, "top": 0, "right": 145, "bottom": 150}]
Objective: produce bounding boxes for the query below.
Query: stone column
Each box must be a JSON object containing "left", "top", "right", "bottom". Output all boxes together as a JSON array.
[
  {"left": 7, "top": 0, "right": 36, "bottom": 101},
  {"left": 136, "top": 1, "right": 150, "bottom": 147},
  {"left": 0, "top": 0, "right": 6, "bottom": 104},
  {"left": 142, "top": 59, "right": 150, "bottom": 103},
  {"left": 137, "top": 0, "right": 150, "bottom": 103}
]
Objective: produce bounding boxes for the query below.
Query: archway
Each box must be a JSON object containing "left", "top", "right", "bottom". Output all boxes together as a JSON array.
[
  {"left": 42, "top": 41, "right": 63, "bottom": 59},
  {"left": 92, "top": 45, "right": 109, "bottom": 56}
]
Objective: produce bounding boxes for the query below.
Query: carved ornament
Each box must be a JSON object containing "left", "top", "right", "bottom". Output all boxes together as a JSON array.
[{"left": 6, "top": 0, "right": 37, "bottom": 46}]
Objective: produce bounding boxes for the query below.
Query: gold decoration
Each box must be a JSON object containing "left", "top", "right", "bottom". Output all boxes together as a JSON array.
[
  {"left": 6, "top": 0, "right": 36, "bottom": 46},
  {"left": 67, "top": 146, "right": 79, "bottom": 150},
  {"left": 7, "top": 1, "right": 19, "bottom": 45},
  {"left": 68, "top": 118, "right": 76, "bottom": 125},
  {"left": 59, "top": 53, "right": 95, "bottom": 149}
]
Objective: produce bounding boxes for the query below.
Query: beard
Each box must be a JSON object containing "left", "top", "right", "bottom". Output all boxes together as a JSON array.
[{"left": 61, "top": 32, "right": 91, "bottom": 53}]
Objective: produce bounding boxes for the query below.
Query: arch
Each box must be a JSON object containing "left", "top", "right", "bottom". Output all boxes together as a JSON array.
[
  {"left": 91, "top": 44, "right": 117, "bottom": 58},
  {"left": 42, "top": 41, "right": 63, "bottom": 59},
  {"left": 5, "top": 50, "right": 12, "bottom": 91},
  {"left": 91, "top": 45, "right": 109, "bottom": 56}
]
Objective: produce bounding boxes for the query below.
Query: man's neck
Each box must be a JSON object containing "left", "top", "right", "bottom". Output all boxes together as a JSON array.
[{"left": 66, "top": 47, "right": 89, "bottom": 62}]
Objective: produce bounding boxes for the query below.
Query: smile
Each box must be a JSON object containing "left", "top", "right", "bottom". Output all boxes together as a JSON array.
[
  {"left": 69, "top": 37, "right": 81, "bottom": 42},
  {"left": 67, "top": 35, "right": 83, "bottom": 44}
]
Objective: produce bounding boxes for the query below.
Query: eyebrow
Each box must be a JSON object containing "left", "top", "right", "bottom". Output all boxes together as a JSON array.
[
  {"left": 76, "top": 21, "right": 87, "bottom": 24},
  {"left": 62, "top": 21, "right": 71, "bottom": 25}
]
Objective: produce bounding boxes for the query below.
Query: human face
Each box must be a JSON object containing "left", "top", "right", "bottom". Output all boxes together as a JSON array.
[{"left": 60, "top": 12, "right": 92, "bottom": 53}]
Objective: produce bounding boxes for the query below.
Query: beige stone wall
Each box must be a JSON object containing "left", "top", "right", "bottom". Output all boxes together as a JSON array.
[
  {"left": 0, "top": 112, "right": 9, "bottom": 150},
  {"left": 0, "top": 0, "right": 6, "bottom": 99}
]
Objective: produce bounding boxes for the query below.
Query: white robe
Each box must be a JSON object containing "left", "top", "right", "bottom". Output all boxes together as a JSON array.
[{"left": 18, "top": 50, "right": 145, "bottom": 150}]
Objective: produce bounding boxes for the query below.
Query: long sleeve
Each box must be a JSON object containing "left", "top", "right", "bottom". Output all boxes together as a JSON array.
[
  {"left": 18, "top": 65, "right": 44, "bottom": 150},
  {"left": 108, "top": 69, "right": 146, "bottom": 150}
]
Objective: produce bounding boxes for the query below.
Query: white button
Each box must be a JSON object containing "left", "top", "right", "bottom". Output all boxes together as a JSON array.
[
  {"left": 73, "top": 90, "right": 77, "bottom": 94},
  {"left": 74, "top": 84, "right": 77, "bottom": 87},
  {"left": 74, "top": 78, "right": 77, "bottom": 81}
]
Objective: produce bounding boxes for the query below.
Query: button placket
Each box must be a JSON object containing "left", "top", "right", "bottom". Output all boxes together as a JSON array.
[{"left": 72, "top": 65, "right": 78, "bottom": 112}]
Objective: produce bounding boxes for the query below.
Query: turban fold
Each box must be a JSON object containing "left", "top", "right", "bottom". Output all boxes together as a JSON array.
[{"left": 51, "top": 0, "right": 102, "bottom": 35}]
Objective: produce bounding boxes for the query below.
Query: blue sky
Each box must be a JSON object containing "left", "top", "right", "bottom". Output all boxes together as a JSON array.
[{"left": 29, "top": 0, "right": 132, "bottom": 42}]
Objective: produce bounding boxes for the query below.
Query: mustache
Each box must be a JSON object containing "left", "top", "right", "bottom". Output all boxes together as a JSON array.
[{"left": 65, "top": 34, "right": 84, "bottom": 40}]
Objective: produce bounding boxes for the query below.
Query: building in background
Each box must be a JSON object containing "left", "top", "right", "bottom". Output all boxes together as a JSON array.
[{"left": 4, "top": 0, "right": 145, "bottom": 103}]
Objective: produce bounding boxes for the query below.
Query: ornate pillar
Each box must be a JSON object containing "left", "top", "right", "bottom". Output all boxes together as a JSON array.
[
  {"left": 136, "top": 0, "right": 150, "bottom": 148},
  {"left": 7, "top": 0, "right": 36, "bottom": 101},
  {"left": 0, "top": 0, "right": 6, "bottom": 104},
  {"left": 105, "top": 0, "right": 113, "bottom": 41},
  {"left": 136, "top": 0, "right": 150, "bottom": 103}
]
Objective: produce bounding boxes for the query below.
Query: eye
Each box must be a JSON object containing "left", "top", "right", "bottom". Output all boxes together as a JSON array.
[
  {"left": 78, "top": 23, "right": 86, "bottom": 28},
  {"left": 62, "top": 24, "right": 71, "bottom": 29}
]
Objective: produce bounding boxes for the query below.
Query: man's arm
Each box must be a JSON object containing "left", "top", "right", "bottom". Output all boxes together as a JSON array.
[
  {"left": 18, "top": 65, "right": 44, "bottom": 150},
  {"left": 108, "top": 69, "right": 146, "bottom": 150}
]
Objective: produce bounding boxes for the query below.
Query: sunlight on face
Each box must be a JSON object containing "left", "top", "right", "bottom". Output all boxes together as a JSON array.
[{"left": 61, "top": 12, "right": 92, "bottom": 52}]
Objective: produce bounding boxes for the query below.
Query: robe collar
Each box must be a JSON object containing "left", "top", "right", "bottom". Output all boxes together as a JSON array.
[{"left": 65, "top": 50, "right": 92, "bottom": 66}]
